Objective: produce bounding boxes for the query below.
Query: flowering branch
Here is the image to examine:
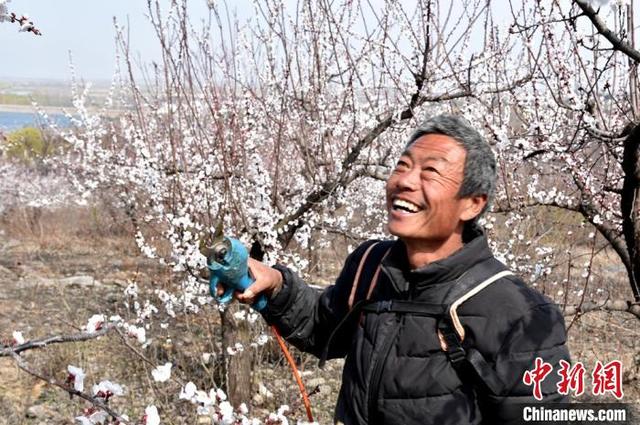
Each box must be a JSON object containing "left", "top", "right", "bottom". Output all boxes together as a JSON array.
[
  {"left": 9, "top": 352, "right": 130, "bottom": 424},
  {"left": 0, "top": 324, "right": 114, "bottom": 357},
  {"left": 493, "top": 193, "right": 631, "bottom": 280},
  {"left": 0, "top": 1, "right": 42, "bottom": 35},
  {"left": 276, "top": 76, "right": 533, "bottom": 247}
]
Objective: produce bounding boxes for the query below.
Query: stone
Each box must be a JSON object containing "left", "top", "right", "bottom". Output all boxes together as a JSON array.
[
  {"left": 1, "top": 239, "right": 20, "bottom": 252},
  {"left": 0, "top": 265, "right": 15, "bottom": 278},
  {"left": 25, "top": 404, "right": 59, "bottom": 420},
  {"left": 57, "top": 275, "right": 100, "bottom": 287},
  {"left": 307, "top": 377, "right": 326, "bottom": 387},
  {"left": 21, "top": 274, "right": 102, "bottom": 288}
]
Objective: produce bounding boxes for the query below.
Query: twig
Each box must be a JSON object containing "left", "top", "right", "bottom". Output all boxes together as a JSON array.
[
  {"left": 1, "top": 12, "right": 42, "bottom": 35},
  {"left": 574, "top": 0, "right": 640, "bottom": 63},
  {"left": 9, "top": 352, "right": 130, "bottom": 423},
  {"left": 0, "top": 324, "right": 114, "bottom": 357},
  {"left": 562, "top": 299, "right": 640, "bottom": 319},
  {"left": 115, "top": 327, "right": 156, "bottom": 368}
]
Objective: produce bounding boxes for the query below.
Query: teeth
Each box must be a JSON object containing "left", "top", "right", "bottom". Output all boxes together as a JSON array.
[{"left": 393, "top": 199, "right": 420, "bottom": 213}]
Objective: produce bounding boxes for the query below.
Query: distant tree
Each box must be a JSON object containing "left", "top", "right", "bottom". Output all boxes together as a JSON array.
[{"left": 3, "top": 127, "right": 45, "bottom": 161}]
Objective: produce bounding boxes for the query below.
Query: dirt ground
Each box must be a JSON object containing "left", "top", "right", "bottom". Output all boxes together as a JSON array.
[
  {"left": 0, "top": 223, "right": 346, "bottom": 424},
  {"left": 1, "top": 213, "right": 639, "bottom": 424}
]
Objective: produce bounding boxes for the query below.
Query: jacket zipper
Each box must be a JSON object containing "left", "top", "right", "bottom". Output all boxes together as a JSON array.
[{"left": 367, "top": 313, "right": 401, "bottom": 424}]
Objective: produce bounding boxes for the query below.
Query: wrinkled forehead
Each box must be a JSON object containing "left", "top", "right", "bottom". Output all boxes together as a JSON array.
[{"left": 401, "top": 133, "right": 466, "bottom": 163}]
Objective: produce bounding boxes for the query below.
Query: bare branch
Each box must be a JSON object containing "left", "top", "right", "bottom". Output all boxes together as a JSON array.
[
  {"left": 574, "top": 0, "right": 640, "bottom": 63},
  {"left": 584, "top": 124, "right": 628, "bottom": 143},
  {"left": 563, "top": 299, "right": 640, "bottom": 319}
]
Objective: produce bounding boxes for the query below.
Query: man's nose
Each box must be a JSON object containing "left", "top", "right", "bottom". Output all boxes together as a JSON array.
[{"left": 396, "top": 167, "right": 420, "bottom": 190}]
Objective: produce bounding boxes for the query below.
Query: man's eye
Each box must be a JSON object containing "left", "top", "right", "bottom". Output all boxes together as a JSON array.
[
  {"left": 395, "top": 160, "right": 410, "bottom": 169},
  {"left": 423, "top": 166, "right": 438, "bottom": 173}
]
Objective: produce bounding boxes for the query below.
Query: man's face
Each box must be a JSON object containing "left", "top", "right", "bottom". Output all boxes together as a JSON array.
[{"left": 386, "top": 133, "right": 477, "bottom": 246}]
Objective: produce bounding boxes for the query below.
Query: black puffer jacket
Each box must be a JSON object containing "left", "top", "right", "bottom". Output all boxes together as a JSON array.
[{"left": 262, "top": 233, "right": 570, "bottom": 425}]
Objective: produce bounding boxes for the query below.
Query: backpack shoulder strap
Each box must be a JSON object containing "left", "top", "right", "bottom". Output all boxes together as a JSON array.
[
  {"left": 347, "top": 240, "right": 394, "bottom": 309},
  {"left": 443, "top": 258, "right": 513, "bottom": 341},
  {"left": 437, "top": 258, "right": 514, "bottom": 394},
  {"left": 318, "top": 240, "right": 393, "bottom": 369}
]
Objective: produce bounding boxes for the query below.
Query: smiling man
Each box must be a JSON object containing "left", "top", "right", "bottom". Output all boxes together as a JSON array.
[{"left": 241, "top": 115, "right": 570, "bottom": 425}]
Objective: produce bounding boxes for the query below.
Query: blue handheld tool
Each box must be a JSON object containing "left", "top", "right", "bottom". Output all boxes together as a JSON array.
[{"left": 206, "top": 237, "right": 267, "bottom": 311}]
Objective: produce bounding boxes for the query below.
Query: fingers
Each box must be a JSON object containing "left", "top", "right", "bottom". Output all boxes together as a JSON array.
[
  {"left": 236, "top": 279, "right": 268, "bottom": 304},
  {"left": 236, "top": 258, "right": 283, "bottom": 304},
  {"left": 237, "top": 287, "right": 256, "bottom": 304}
]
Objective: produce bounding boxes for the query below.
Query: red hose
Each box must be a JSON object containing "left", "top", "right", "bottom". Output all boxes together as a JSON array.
[{"left": 270, "top": 325, "right": 314, "bottom": 422}]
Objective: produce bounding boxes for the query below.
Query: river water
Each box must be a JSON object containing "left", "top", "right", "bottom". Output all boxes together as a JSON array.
[{"left": 0, "top": 110, "right": 72, "bottom": 132}]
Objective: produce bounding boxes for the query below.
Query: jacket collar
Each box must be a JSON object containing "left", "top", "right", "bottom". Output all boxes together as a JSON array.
[{"left": 381, "top": 225, "right": 493, "bottom": 294}]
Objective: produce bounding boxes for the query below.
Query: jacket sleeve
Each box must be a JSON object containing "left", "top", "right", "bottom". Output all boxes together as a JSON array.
[
  {"left": 259, "top": 241, "right": 377, "bottom": 358},
  {"left": 480, "top": 301, "right": 571, "bottom": 424}
]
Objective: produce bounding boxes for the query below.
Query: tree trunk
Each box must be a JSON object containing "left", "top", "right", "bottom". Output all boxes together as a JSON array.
[
  {"left": 220, "top": 303, "right": 253, "bottom": 407},
  {"left": 621, "top": 124, "right": 640, "bottom": 301}
]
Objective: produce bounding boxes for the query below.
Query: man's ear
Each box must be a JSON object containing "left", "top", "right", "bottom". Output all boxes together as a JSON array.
[{"left": 460, "top": 194, "right": 488, "bottom": 222}]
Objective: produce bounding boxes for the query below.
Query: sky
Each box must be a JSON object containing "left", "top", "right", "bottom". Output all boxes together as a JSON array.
[
  {"left": 1, "top": 1, "right": 631, "bottom": 83},
  {"left": 0, "top": 0, "right": 228, "bottom": 81},
  {"left": 0, "top": 0, "right": 396, "bottom": 83}
]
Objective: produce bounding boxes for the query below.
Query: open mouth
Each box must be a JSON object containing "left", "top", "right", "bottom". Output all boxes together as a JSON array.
[{"left": 392, "top": 198, "right": 422, "bottom": 213}]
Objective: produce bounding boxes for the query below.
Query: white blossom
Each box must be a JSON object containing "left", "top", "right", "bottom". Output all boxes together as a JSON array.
[
  {"left": 92, "top": 380, "right": 124, "bottom": 398},
  {"left": 151, "top": 362, "right": 172, "bottom": 382},
  {"left": 12, "top": 330, "right": 25, "bottom": 344},
  {"left": 85, "top": 314, "right": 105, "bottom": 333},
  {"left": 74, "top": 410, "right": 108, "bottom": 425},
  {"left": 123, "top": 324, "right": 146, "bottom": 344},
  {"left": 144, "top": 405, "right": 160, "bottom": 425},
  {"left": 226, "top": 343, "right": 244, "bottom": 356},
  {"left": 18, "top": 20, "right": 33, "bottom": 32},
  {"left": 67, "top": 365, "right": 85, "bottom": 392},
  {"left": 179, "top": 381, "right": 197, "bottom": 400}
]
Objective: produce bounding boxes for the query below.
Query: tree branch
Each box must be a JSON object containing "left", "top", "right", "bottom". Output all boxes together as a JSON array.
[
  {"left": 493, "top": 199, "right": 631, "bottom": 269},
  {"left": 604, "top": 185, "right": 623, "bottom": 194},
  {"left": 0, "top": 324, "right": 114, "bottom": 357},
  {"left": 574, "top": 0, "right": 640, "bottom": 63},
  {"left": 584, "top": 124, "right": 628, "bottom": 143},
  {"left": 276, "top": 75, "right": 533, "bottom": 246},
  {"left": 9, "top": 352, "right": 130, "bottom": 423},
  {"left": 563, "top": 299, "right": 640, "bottom": 319}
]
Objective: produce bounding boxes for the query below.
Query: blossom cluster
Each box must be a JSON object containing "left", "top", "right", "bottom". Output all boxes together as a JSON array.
[{"left": 0, "top": 0, "right": 41, "bottom": 34}]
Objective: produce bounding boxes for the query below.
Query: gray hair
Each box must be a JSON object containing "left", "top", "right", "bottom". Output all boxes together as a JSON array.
[{"left": 406, "top": 114, "right": 496, "bottom": 220}]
